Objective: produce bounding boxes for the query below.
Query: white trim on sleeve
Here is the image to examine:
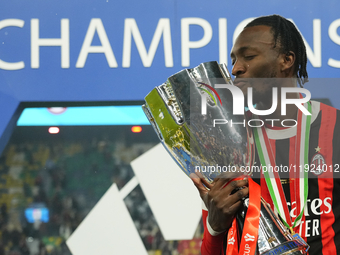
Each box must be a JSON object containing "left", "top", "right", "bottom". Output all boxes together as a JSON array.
[{"left": 206, "top": 214, "right": 226, "bottom": 236}]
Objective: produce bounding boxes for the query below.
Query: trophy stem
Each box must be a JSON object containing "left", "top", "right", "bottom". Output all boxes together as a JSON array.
[{"left": 237, "top": 197, "right": 308, "bottom": 255}]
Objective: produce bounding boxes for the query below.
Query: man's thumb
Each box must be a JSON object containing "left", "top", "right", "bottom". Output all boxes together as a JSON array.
[{"left": 191, "top": 175, "right": 208, "bottom": 199}]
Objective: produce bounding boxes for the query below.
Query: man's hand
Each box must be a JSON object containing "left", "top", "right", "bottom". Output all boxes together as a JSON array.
[{"left": 191, "top": 173, "right": 249, "bottom": 232}]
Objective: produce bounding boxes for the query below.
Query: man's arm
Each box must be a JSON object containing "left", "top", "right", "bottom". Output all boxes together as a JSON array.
[
  {"left": 201, "top": 202, "right": 226, "bottom": 255},
  {"left": 191, "top": 175, "right": 249, "bottom": 255}
]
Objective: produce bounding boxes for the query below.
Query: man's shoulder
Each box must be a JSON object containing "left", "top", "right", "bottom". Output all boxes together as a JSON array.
[
  {"left": 311, "top": 100, "right": 340, "bottom": 112},
  {"left": 310, "top": 101, "right": 340, "bottom": 144},
  {"left": 310, "top": 100, "right": 340, "bottom": 122}
]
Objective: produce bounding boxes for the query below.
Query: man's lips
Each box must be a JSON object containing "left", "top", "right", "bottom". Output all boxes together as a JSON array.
[{"left": 233, "top": 79, "right": 248, "bottom": 87}]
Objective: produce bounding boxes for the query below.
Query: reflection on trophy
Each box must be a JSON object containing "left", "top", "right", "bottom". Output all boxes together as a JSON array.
[
  {"left": 241, "top": 197, "right": 309, "bottom": 255},
  {"left": 142, "top": 61, "right": 309, "bottom": 254},
  {"left": 142, "top": 61, "right": 253, "bottom": 183}
]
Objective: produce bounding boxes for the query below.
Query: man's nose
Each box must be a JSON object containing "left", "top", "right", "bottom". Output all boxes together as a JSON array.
[{"left": 231, "top": 60, "right": 246, "bottom": 77}]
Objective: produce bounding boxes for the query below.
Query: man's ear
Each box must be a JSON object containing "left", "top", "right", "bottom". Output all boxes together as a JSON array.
[{"left": 281, "top": 51, "right": 296, "bottom": 76}]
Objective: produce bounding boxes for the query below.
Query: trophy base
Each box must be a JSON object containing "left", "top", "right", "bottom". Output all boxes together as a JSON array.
[{"left": 261, "top": 239, "right": 307, "bottom": 255}]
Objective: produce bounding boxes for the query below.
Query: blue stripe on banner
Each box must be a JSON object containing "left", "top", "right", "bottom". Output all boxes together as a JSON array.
[{"left": 17, "top": 106, "right": 151, "bottom": 126}]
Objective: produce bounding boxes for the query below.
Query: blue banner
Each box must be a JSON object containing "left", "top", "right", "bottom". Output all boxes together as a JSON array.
[{"left": 0, "top": 0, "right": 340, "bottom": 153}]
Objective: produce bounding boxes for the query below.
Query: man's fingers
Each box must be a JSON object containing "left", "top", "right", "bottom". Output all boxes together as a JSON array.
[
  {"left": 226, "top": 200, "right": 243, "bottom": 215},
  {"left": 213, "top": 178, "right": 232, "bottom": 190},
  {"left": 190, "top": 174, "right": 209, "bottom": 199},
  {"left": 213, "top": 176, "right": 248, "bottom": 191},
  {"left": 218, "top": 187, "right": 249, "bottom": 208},
  {"left": 191, "top": 171, "right": 205, "bottom": 179},
  {"left": 201, "top": 177, "right": 213, "bottom": 190},
  {"left": 212, "top": 178, "right": 220, "bottom": 184},
  {"left": 190, "top": 173, "right": 212, "bottom": 189}
]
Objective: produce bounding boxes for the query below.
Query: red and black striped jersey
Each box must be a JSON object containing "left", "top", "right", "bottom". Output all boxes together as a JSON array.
[
  {"left": 254, "top": 101, "right": 340, "bottom": 255},
  {"left": 201, "top": 101, "right": 340, "bottom": 255}
]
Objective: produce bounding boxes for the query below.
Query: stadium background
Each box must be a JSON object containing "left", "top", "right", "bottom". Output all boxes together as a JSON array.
[{"left": 0, "top": 0, "right": 340, "bottom": 254}]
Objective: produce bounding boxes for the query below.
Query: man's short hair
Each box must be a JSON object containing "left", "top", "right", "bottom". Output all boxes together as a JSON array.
[{"left": 245, "top": 15, "right": 308, "bottom": 86}]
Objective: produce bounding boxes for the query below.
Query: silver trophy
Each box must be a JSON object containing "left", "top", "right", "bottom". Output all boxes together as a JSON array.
[
  {"left": 142, "top": 61, "right": 309, "bottom": 254},
  {"left": 142, "top": 61, "right": 253, "bottom": 183},
  {"left": 240, "top": 198, "right": 309, "bottom": 254}
]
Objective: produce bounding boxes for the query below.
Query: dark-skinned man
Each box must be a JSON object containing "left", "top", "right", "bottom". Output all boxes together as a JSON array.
[{"left": 192, "top": 15, "right": 340, "bottom": 255}]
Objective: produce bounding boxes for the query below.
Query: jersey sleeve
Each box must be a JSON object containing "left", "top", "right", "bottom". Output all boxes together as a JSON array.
[{"left": 201, "top": 202, "right": 226, "bottom": 255}]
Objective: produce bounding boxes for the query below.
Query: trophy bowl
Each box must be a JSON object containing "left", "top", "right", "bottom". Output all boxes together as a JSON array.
[
  {"left": 142, "top": 61, "right": 254, "bottom": 183},
  {"left": 142, "top": 61, "right": 309, "bottom": 254}
]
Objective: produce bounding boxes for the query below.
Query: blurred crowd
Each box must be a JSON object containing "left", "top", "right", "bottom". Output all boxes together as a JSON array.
[{"left": 0, "top": 128, "right": 203, "bottom": 255}]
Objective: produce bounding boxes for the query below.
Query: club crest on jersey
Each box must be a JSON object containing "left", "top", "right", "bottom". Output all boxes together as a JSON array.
[{"left": 310, "top": 153, "right": 326, "bottom": 176}]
